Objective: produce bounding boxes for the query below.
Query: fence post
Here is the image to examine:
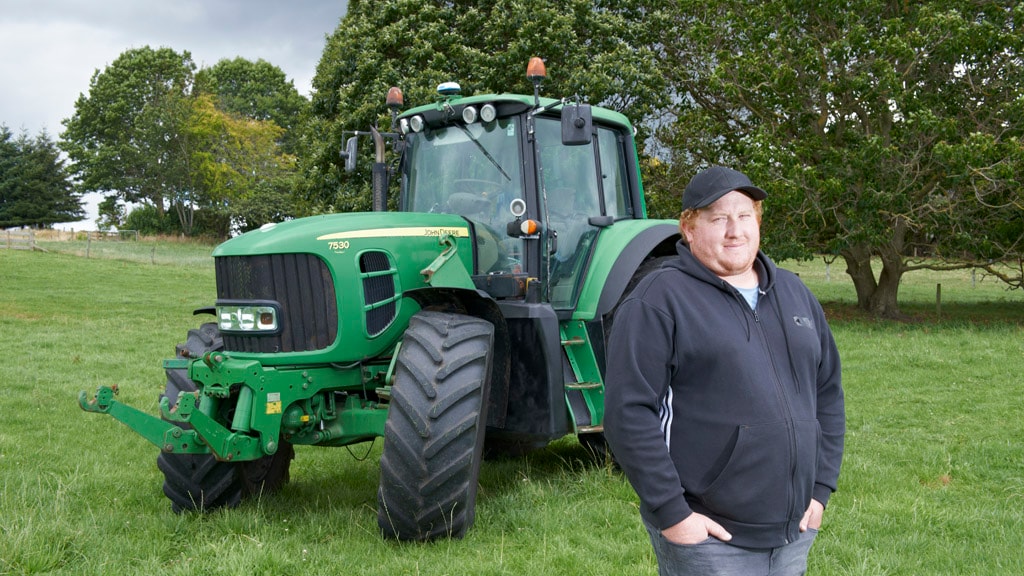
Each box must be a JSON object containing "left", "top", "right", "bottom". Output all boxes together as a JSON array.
[{"left": 2, "top": 229, "right": 36, "bottom": 250}]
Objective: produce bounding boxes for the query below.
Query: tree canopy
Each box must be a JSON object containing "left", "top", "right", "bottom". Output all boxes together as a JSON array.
[
  {"left": 61, "top": 46, "right": 196, "bottom": 215},
  {"left": 60, "top": 47, "right": 305, "bottom": 235},
  {"left": 649, "top": 0, "right": 1023, "bottom": 316},
  {"left": 0, "top": 126, "right": 82, "bottom": 228},
  {"left": 301, "top": 0, "right": 671, "bottom": 212},
  {"left": 43, "top": 3, "right": 1023, "bottom": 317},
  {"left": 195, "top": 57, "right": 309, "bottom": 153},
  {"left": 186, "top": 93, "right": 296, "bottom": 234}
]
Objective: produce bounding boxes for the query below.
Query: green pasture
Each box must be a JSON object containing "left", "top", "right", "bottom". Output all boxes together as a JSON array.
[{"left": 1, "top": 245, "right": 1022, "bottom": 575}]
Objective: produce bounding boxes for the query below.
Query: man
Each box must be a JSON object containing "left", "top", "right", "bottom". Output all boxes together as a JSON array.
[{"left": 604, "top": 166, "right": 845, "bottom": 575}]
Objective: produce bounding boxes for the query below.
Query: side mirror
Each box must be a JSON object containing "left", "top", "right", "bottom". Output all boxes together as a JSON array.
[
  {"left": 561, "top": 104, "right": 592, "bottom": 146},
  {"left": 341, "top": 136, "right": 358, "bottom": 172}
]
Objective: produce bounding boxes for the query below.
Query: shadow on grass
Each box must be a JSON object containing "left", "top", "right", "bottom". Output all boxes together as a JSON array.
[
  {"left": 225, "top": 435, "right": 612, "bottom": 537},
  {"left": 822, "top": 300, "right": 1024, "bottom": 327}
]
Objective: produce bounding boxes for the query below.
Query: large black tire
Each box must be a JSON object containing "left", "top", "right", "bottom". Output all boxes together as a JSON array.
[
  {"left": 377, "top": 311, "right": 494, "bottom": 540},
  {"left": 156, "top": 323, "right": 294, "bottom": 513}
]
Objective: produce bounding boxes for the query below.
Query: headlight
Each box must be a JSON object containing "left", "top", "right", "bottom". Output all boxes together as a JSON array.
[
  {"left": 217, "top": 304, "right": 279, "bottom": 333},
  {"left": 480, "top": 103, "right": 497, "bottom": 123}
]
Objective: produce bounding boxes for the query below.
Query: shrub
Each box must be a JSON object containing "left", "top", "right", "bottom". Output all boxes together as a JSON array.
[{"left": 123, "top": 204, "right": 179, "bottom": 236}]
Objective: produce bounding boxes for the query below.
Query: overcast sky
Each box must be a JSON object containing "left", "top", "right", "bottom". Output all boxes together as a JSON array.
[
  {"left": 0, "top": 0, "right": 348, "bottom": 228},
  {"left": 1, "top": 0, "right": 348, "bottom": 135}
]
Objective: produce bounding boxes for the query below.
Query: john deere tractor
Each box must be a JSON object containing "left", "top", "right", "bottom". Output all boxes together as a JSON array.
[{"left": 80, "top": 57, "right": 680, "bottom": 541}]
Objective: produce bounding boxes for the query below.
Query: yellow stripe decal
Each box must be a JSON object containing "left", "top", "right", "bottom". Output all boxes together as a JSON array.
[{"left": 317, "top": 227, "right": 470, "bottom": 241}]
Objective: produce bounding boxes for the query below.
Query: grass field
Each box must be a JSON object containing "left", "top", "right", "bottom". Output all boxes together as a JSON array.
[{"left": 1, "top": 243, "right": 1023, "bottom": 575}]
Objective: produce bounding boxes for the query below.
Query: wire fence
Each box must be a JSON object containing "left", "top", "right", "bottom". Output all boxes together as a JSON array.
[{"left": 34, "top": 230, "right": 216, "bottom": 267}]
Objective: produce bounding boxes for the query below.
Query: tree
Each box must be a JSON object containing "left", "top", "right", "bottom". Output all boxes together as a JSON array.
[
  {"left": 195, "top": 57, "right": 309, "bottom": 154},
  {"left": 61, "top": 46, "right": 197, "bottom": 219},
  {"left": 0, "top": 126, "right": 83, "bottom": 228},
  {"left": 185, "top": 94, "right": 297, "bottom": 233},
  {"left": 62, "top": 48, "right": 303, "bottom": 236},
  {"left": 192, "top": 58, "right": 305, "bottom": 231},
  {"left": 95, "top": 195, "right": 125, "bottom": 231},
  {"left": 946, "top": 132, "right": 1024, "bottom": 289},
  {"left": 301, "top": 0, "right": 671, "bottom": 212},
  {"left": 650, "top": 0, "right": 1023, "bottom": 317}
]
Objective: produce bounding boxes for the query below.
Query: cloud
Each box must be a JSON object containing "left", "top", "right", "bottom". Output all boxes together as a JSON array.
[
  {"left": 0, "top": 0, "right": 347, "bottom": 137},
  {"left": 0, "top": 0, "right": 347, "bottom": 230}
]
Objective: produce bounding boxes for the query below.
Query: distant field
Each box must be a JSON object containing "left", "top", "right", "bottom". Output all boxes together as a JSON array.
[
  {"left": 1, "top": 246, "right": 1022, "bottom": 575},
  {"left": 34, "top": 232, "right": 218, "bottom": 267},
  {"left": 784, "top": 256, "right": 1024, "bottom": 323}
]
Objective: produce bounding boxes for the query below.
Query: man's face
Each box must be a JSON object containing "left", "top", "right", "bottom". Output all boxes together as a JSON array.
[{"left": 681, "top": 191, "right": 761, "bottom": 281}]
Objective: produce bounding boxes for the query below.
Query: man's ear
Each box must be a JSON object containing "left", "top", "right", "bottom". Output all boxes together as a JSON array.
[{"left": 678, "top": 219, "right": 693, "bottom": 244}]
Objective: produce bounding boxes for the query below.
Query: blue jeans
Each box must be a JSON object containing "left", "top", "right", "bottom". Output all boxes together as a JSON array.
[{"left": 644, "top": 520, "right": 817, "bottom": 576}]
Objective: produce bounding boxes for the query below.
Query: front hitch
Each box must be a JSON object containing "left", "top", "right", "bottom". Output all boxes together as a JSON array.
[
  {"left": 79, "top": 385, "right": 207, "bottom": 455},
  {"left": 159, "top": 391, "right": 266, "bottom": 459},
  {"left": 78, "top": 383, "right": 266, "bottom": 461}
]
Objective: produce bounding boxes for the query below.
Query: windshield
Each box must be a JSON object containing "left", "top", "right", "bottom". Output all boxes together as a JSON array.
[{"left": 403, "top": 117, "right": 524, "bottom": 274}]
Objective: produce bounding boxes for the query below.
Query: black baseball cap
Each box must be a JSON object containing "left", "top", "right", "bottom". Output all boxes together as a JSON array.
[{"left": 682, "top": 166, "right": 767, "bottom": 211}]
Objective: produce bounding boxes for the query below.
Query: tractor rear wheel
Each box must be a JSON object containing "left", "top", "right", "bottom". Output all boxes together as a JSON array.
[
  {"left": 590, "top": 255, "right": 676, "bottom": 466},
  {"left": 156, "top": 323, "right": 293, "bottom": 512},
  {"left": 378, "top": 311, "right": 494, "bottom": 540}
]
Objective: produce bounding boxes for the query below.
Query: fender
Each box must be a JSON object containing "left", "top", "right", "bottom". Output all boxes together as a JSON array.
[{"left": 573, "top": 220, "right": 679, "bottom": 321}]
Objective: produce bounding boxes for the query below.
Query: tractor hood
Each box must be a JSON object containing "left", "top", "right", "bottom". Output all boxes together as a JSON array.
[
  {"left": 209, "top": 211, "right": 478, "bottom": 365},
  {"left": 214, "top": 212, "right": 474, "bottom": 258}
]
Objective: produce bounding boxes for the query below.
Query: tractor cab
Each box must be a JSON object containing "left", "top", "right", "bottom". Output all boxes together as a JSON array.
[{"left": 366, "top": 58, "right": 644, "bottom": 313}]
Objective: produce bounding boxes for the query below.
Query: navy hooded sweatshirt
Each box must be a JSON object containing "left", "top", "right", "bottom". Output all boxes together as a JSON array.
[{"left": 604, "top": 242, "right": 845, "bottom": 548}]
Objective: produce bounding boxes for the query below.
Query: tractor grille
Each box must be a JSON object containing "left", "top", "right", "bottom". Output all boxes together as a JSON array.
[
  {"left": 360, "top": 251, "right": 398, "bottom": 337},
  {"left": 215, "top": 254, "right": 338, "bottom": 353}
]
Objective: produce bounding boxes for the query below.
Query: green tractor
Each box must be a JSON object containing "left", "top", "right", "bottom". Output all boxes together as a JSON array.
[{"left": 79, "top": 57, "right": 679, "bottom": 541}]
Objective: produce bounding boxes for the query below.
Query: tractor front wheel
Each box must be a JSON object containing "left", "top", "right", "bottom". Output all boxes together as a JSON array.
[
  {"left": 156, "top": 323, "right": 294, "bottom": 512},
  {"left": 378, "top": 311, "right": 494, "bottom": 540}
]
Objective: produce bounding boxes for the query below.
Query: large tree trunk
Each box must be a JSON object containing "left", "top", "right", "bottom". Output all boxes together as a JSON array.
[{"left": 841, "top": 244, "right": 907, "bottom": 318}]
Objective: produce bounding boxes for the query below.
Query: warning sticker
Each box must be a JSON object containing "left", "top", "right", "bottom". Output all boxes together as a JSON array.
[{"left": 266, "top": 392, "right": 282, "bottom": 415}]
